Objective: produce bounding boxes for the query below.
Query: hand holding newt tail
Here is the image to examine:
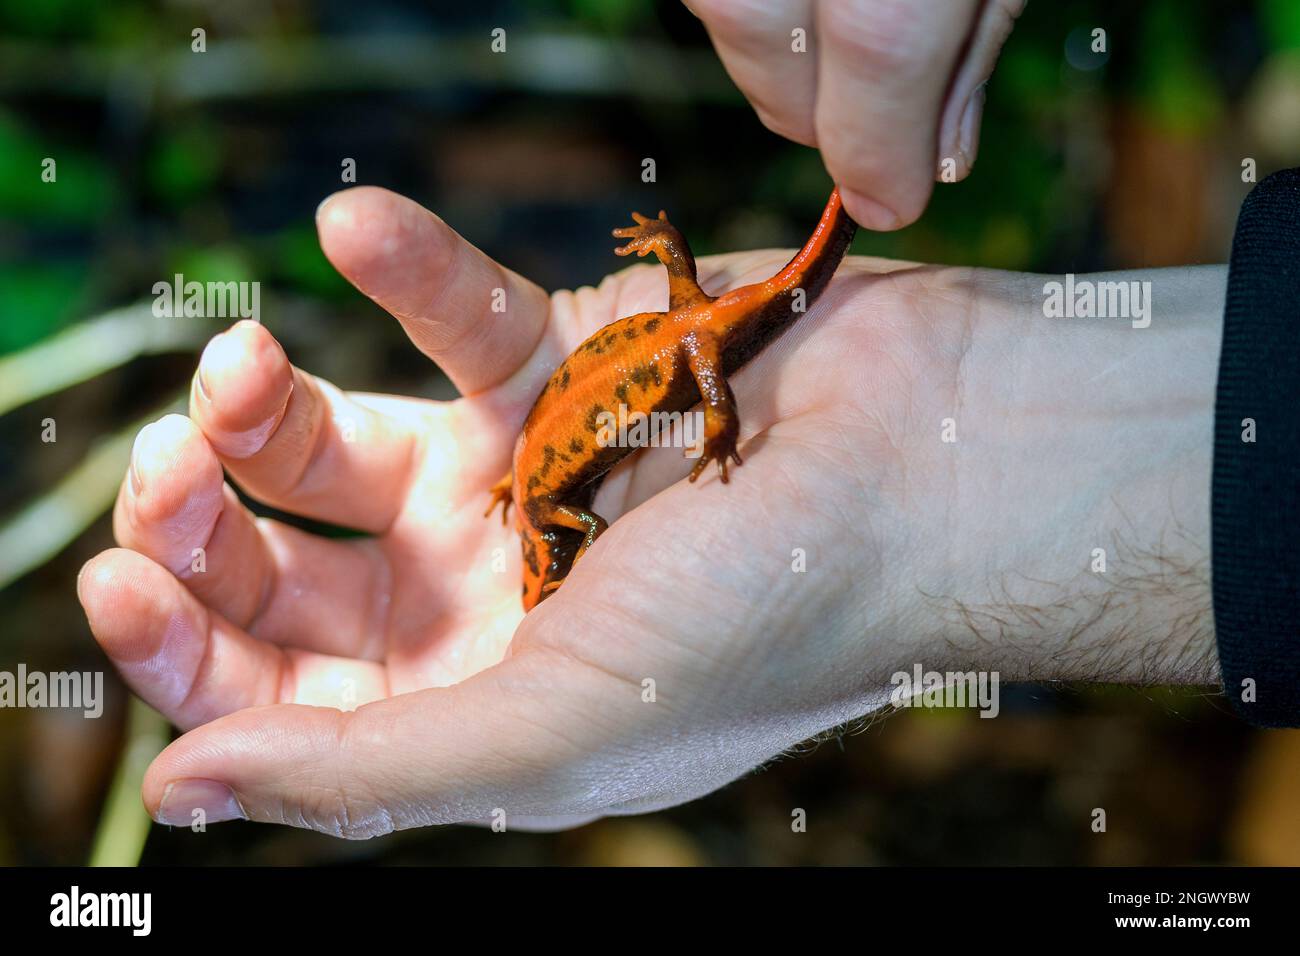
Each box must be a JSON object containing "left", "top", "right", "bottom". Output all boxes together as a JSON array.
[
  {"left": 80, "top": 181, "right": 1219, "bottom": 837},
  {"left": 489, "top": 189, "right": 858, "bottom": 609}
]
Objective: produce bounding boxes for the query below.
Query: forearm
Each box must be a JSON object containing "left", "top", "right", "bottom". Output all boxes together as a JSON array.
[{"left": 929, "top": 265, "right": 1225, "bottom": 686}]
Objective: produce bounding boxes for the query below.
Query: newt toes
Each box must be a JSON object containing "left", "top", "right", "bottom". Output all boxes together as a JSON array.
[
  {"left": 689, "top": 444, "right": 742, "bottom": 484},
  {"left": 490, "top": 187, "right": 857, "bottom": 610},
  {"left": 484, "top": 472, "right": 513, "bottom": 524}
]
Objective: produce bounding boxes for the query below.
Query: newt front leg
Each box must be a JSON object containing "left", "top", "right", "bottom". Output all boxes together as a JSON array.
[
  {"left": 614, "top": 211, "right": 713, "bottom": 310},
  {"left": 684, "top": 329, "right": 742, "bottom": 483},
  {"left": 484, "top": 471, "right": 513, "bottom": 523}
]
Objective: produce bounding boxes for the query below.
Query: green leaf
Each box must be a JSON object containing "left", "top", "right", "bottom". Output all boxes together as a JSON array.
[
  {"left": 0, "top": 263, "right": 86, "bottom": 354},
  {"left": 0, "top": 112, "right": 111, "bottom": 224},
  {"left": 170, "top": 245, "right": 255, "bottom": 287},
  {"left": 147, "top": 123, "right": 223, "bottom": 204},
  {"left": 271, "top": 225, "right": 351, "bottom": 298},
  {"left": 1262, "top": 0, "right": 1300, "bottom": 51}
]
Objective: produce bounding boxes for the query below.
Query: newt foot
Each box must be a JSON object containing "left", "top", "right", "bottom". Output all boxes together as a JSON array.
[
  {"left": 612, "top": 211, "right": 676, "bottom": 258},
  {"left": 484, "top": 472, "right": 513, "bottom": 524},
  {"left": 688, "top": 435, "right": 743, "bottom": 484}
]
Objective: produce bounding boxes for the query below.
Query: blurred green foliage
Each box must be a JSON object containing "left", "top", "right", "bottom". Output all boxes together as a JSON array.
[
  {"left": 0, "top": 263, "right": 86, "bottom": 353},
  {"left": 147, "top": 120, "right": 223, "bottom": 204},
  {"left": 563, "top": 0, "right": 653, "bottom": 33},
  {"left": 1262, "top": 0, "right": 1300, "bottom": 49},
  {"left": 270, "top": 225, "right": 353, "bottom": 299},
  {"left": 1, "top": 0, "right": 109, "bottom": 37},
  {"left": 0, "top": 113, "right": 111, "bottom": 224},
  {"left": 1137, "top": 1, "right": 1223, "bottom": 133},
  {"left": 0, "top": 0, "right": 1283, "bottom": 361}
]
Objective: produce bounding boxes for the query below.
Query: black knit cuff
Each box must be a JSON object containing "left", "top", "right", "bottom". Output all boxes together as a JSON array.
[{"left": 1212, "top": 168, "right": 1300, "bottom": 727}]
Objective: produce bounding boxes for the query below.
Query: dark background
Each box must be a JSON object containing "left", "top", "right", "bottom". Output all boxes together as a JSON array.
[{"left": 2, "top": 0, "right": 1298, "bottom": 865}]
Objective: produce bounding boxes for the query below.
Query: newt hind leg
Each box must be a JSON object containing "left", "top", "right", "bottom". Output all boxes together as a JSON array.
[
  {"left": 684, "top": 330, "right": 743, "bottom": 484},
  {"left": 613, "top": 210, "right": 712, "bottom": 310},
  {"left": 530, "top": 499, "right": 609, "bottom": 594}
]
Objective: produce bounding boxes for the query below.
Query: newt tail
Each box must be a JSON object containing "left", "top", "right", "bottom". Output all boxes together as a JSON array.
[{"left": 488, "top": 188, "right": 858, "bottom": 609}]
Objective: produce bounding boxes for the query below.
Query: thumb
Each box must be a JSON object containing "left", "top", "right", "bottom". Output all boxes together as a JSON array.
[
  {"left": 142, "top": 650, "right": 617, "bottom": 838},
  {"left": 934, "top": 0, "right": 1025, "bottom": 182},
  {"left": 815, "top": 0, "right": 980, "bottom": 230}
]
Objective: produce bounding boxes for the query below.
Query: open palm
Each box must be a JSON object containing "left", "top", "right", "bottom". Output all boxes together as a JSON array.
[{"left": 79, "top": 186, "right": 974, "bottom": 835}]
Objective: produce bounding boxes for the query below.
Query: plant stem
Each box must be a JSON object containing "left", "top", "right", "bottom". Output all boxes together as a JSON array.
[
  {"left": 0, "top": 394, "right": 185, "bottom": 593},
  {"left": 0, "top": 303, "right": 207, "bottom": 418},
  {"left": 89, "top": 697, "right": 171, "bottom": 867}
]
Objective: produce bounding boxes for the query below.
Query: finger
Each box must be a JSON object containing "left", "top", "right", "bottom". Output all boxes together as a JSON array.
[
  {"left": 815, "top": 0, "right": 979, "bottom": 230},
  {"left": 141, "top": 647, "right": 634, "bottom": 835},
  {"left": 191, "top": 319, "right": 422, "bottom": 532},
  {"left": 688, "top": 0, "right": 818, "bottom": 144},
  {"left": 78, "top": 549, "right": 387, "bottom": 729},
  {"left": 316, "top": 186, "right": 552, "bottom": 396},
  {"left": 113, "top": 414, "right": 389, "bottom": 660},
  {"left": 935, "top": 0, "right": 1024, "bottom": 180}
]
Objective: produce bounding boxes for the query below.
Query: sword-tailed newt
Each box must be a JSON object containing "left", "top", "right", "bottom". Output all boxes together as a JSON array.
[{"left": 487, "top": 187, "right": 858, "bottom": 609}]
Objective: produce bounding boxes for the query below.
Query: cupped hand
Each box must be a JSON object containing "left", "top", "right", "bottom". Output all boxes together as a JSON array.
[
  {"left": 688, "top": 0, "right": 1024, "bottom": 229},
  {"left": 77, "top": 186, "right": 977, "bottom": 836},
  {"left": 80, "top": 185, "right": 1224, "bottom": 839}
]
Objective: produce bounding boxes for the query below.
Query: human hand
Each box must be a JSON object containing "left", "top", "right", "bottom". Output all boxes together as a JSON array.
[
  {"left": 78, "top": 187, "right": 1220, "bottom": 837},
  {"left": 687, "top": 0, "right": 1024, "bottom": 229}
]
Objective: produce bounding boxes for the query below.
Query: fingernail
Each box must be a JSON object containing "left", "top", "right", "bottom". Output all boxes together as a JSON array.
[
  {"left": 958, "top": 84, "right": 987, "bottom": 173},
  {"left": 128, "top": 422, "right": 154, "bottom": 497},
  {"left": 840, "top": 188, "right": 901, "bottom": 231},
  {"left": 194, "top": 366, "right": 213, "bottom": 404},
  {"left": 156, "top": 779, "right": 245, "bottom": 826},
  {"left": 195, "top": 330, "right": 225, "bottom": 407},
  {"left": 75, "top": 560, "right": 92, "bottom": 604},
  {"left": 315, "top": 193, "right": 337, "bottom": 221}
]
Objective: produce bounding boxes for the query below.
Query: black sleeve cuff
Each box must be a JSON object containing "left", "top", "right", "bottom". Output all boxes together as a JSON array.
[{"left": 1212, "top": 168, "right": 1300, "bottom": 727}]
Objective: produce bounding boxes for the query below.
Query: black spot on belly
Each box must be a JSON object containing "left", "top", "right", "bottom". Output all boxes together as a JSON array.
[
  {"left": 585, "top": 404, "right": 608, "bottom": 433},
  {"left": 521, "top": 535, "right": 540, "bottom": 575},
  {"left": 569, "top": 438, "right": 584, "bottom": 454},
  {"left": 559, "top": 367, "right": 571, "bottom": 389},
  {"left": 628, "top": 362, "right": 662, "bottom": 391},
  {"left": 644, "top": 318, "right": 661, "bottom": 334},
  {"left": 623, "top": 326, "right": 638, "bottom": 340}
]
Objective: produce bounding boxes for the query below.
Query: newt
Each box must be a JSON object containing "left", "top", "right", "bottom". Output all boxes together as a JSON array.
[{"left": 487, "top": 187, "right": 858, "bottom": 609}]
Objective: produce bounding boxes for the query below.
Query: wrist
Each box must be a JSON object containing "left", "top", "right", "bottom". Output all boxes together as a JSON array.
[{"left": 932, "top": 265, "right": 1225, "bottom": 686}]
